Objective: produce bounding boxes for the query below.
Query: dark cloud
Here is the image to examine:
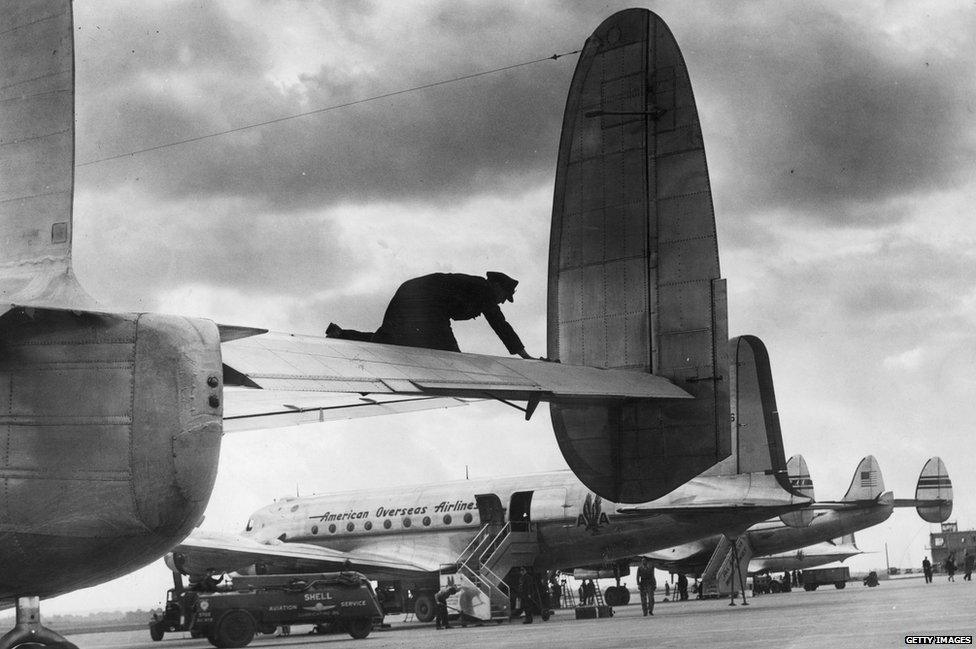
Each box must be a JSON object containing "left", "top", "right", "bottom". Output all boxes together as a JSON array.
[
  {"left": 74, "top": 1, "right": 590, "bottom": 212},
  {"left": 681, "top": 3, "right": 976, "bottom": 227}
]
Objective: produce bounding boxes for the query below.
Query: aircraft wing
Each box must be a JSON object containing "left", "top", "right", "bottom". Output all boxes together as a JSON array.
[
  {"left": 220, "top": 330, "right": 691, "bottom": 412},
  {"left": 170, "top": 531, "right": 443, "bottom": 580},
  {"left": 221, "top": 387, "right": 473, "bottom": 432}
]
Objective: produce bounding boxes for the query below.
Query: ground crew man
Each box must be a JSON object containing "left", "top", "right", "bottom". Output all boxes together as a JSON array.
[
  {"left": 922, "top": 556, "right": 933, "bottom": 583},
  {"left": 326, "top": 271, "right": 537, "bottom": 358},
  {"left": 518, "top": 567, "right": 537, "bottom": 624},
  {"left": 637, "top": 558, "right": 656, "bottom": 616},
  {"left": 434, "top": 584, "right": 459, "bottom": 630}
]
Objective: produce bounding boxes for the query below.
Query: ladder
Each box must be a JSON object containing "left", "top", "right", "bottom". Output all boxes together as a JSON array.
[
  {"left": 700, "top": 535, "right": 753, "bottom": 600},
  {"left": 449, "top": 523, "right": 539, "bottom": 622}
]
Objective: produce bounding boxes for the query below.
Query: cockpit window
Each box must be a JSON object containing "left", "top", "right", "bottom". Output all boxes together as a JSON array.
[{"left": 245, "top": 519, "right": 253, "bottom": 532}]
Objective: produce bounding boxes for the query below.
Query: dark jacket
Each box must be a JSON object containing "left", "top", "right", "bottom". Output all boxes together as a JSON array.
[
  {"left": 637, "top": 564, "right": 656, "bottom": 590},
  {"left": 373, "top": 273, "right": 523, "bottom": 353}
]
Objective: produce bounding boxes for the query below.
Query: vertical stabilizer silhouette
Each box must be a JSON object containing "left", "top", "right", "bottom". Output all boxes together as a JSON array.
[{"left": 548, "top": 8, "right": 729, "bottom": 503}]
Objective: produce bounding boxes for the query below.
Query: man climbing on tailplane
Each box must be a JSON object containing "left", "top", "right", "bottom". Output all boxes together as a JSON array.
[{"left": 327, "top": 271, "right": 542, "bottom": 359}]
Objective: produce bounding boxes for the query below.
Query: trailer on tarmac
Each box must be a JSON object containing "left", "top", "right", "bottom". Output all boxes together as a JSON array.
[
  {"left": 149, "top": 571, "right": 383, "bottom": 647},
  {"left": 802, "top": 566, "right": 851, "bottom": 591}
]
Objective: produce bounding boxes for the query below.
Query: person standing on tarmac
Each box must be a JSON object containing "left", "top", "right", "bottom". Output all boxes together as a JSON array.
[
  {"left": 637, "top": 558, "right": 656, "bottom": 616},
  {"left": 327, "top": 271, "right": 542, "bottom": 359},
  {"left": 964, "top": 550, "right": 974, "bottom": 581},
  {"left": 434, "top": 584, "right": 459, "bottom": 630},
  {"left": 518, "top": 568, "right": 536, "bottom": 624},
  {"left": 922, "top": 557, "right": 933, "bottom": 583},
  {"left": 677, "top": 574, "right": 688, "bottom": 601}
]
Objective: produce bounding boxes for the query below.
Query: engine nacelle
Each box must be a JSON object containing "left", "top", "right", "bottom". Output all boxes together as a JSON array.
[{"left": 0, "top": 307, "right": 222, "bottom": 599}]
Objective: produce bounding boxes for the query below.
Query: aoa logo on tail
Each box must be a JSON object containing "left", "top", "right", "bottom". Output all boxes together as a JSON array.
[{"left": 577, "top": 493, "right": 610, "bottom": 533}]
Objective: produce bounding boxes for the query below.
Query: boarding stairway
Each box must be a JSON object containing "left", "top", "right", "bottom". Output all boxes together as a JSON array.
[
  {"left": 700, "top": 535, "right": 753, "bottom": 599},
  {"left": 446, "top": 522, "right": 539, "bottom": 622}
]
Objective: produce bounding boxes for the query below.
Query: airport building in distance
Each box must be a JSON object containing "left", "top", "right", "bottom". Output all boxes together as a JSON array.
[{"left": 929, "top": 522, "right": 976, "bottom": 566}]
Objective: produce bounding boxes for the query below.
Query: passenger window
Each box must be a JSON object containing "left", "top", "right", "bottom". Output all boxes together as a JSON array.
[
  {"left": 463, "top": 513, "right": 473, "bottom": 524},
  {"left": 403, "top": 518, "right": 412, "bottom": 528},
  {"left": 365, "top": 521, "right": 373, "bottom": 531},
  {"left": 383, "top": 520, "right": 392, "bottom": 529},
  {"left": 422, "top": 516, "right": 431, "bottom": 526},
  {"left": 329, "top": 524, "right": 337, "bottom": 533},
  {"left": 346, "top": 522, "right": 355, "bottom": 532},
  {"left": 311, "top": 525, "right": 319, "bottom": 535},
  {"left": 443, "top": 515, "right": 452, "bottom": 525}
]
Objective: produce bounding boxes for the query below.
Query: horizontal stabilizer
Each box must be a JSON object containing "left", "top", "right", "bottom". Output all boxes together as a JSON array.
[
  {"left": 811, "top": 491, "right": 893, "bottom": 511},
  {"left": 222, "top": 332, "right": 691, "bottom": 402}
]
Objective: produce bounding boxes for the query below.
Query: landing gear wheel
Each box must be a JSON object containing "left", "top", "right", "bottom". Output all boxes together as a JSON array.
[
  {"left": 0, "top": 597, "right": 80, "bottom": 649},
  {"left": 257, "top": 623, "right": 276, "bottom": 635},
  {"left": 213, "top": 609, "right": 255, "bottom": 648},
  {"left": 345, "top": 617, "right": 373, "bottom": 640},
  {"left": 414, "top": 594, "right": 435, "bottom": 622},
  {"left": 616, "top": 587, "right": 630, "bottom": 605},
  {"left": 603, "top": 587, "right": 617, "bottom": 606},
  {"left": 149, "top": 623, "right": 164, "bottom": 641}
]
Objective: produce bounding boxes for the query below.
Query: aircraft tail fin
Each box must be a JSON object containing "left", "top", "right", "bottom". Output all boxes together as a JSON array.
[
  {"left": 0, "top": 0, "right": 93, "bottom": 309},
  {"left": 703, "top": 336, "right": 789, "bottom": 481},
  {"left": 841, "top": 456, "right": 884, "bottom": 502},
  {"left": 779, "top": 455, "right": 815, "bottom": 527},
  {"left": 547, "top": 8, "right": 729, "bottom": 503},
  {"left": 834, "top": 533, "right": 857, "bottom": 548},
  {"left": 893, "top": 457, "right": 952, "bottom": 523}
]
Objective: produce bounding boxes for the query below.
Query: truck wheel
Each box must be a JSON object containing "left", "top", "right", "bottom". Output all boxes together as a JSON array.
[
  {"left": 834, "top": 582, "right": 846, "bottom": 590},
  {"left": 803, "top": 584, "right": 815, "bottom": 592},
  {"left": 414, "top": 594, "right": 435, "bottom": 622},
  {"left": 346, "top": 617, "right": 373, "bottom": 640},
  {"left": 214, "top": 610, "right": 256, "bottom": 648},
  {"left": 149, "top": 623, "right": 164, "bottom": 641}
]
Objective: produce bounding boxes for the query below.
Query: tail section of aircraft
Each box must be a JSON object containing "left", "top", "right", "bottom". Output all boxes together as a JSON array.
[
  {"left": 833, "top": 533, "right": 858, "bottom": 548},
  {"left": 911, "top": 457, "right": 952, "bottom": 523},
  {"left": 547, "top": 8, "right": 731, "bottom": 503},
  {"left": 841, "top": 456, "right": 885, "bottom": 502},
  {"left": 702, "top": 336, "right": 789, "bottom": 483},
  {"left": 0, "top": 0, "right": 94, "bottom": 309},
  {"left": 0, "top": 0, "right": 226, "bottom": 614},
  {"left": 780, "top": 455, "right": 815, "bottom": 527}
]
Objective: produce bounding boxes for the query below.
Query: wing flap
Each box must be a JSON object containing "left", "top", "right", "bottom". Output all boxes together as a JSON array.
[{"left": 221, "top": 387, "right": 471, "bottom": 432}]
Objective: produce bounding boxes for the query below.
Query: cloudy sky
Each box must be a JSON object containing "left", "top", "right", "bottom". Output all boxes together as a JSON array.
[{"left": 32, "top": 0, "right": 976, "bottom": 614}]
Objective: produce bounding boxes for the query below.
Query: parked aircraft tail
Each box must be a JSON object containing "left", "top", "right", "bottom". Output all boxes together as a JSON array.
[
  {"left": 841, "top": 456, "right": 885, "bottom": 502},
  {"left": 780, "top": 455, "right": 815, "bottom": 527},
  {"left": 0, "top": 0, "right": 95, "bottom": 310},
  {"left": 832, "top": 533, "right": 858, "bottom": 548},
  {"left": 547, "top": 8, "right": 730, "bottom": 504},
  {"left": 893, "top": 457, "right": 952, "bottom": 523},
  {"left": 702, "top": 336, "right": 789, "bottom": 483}
]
